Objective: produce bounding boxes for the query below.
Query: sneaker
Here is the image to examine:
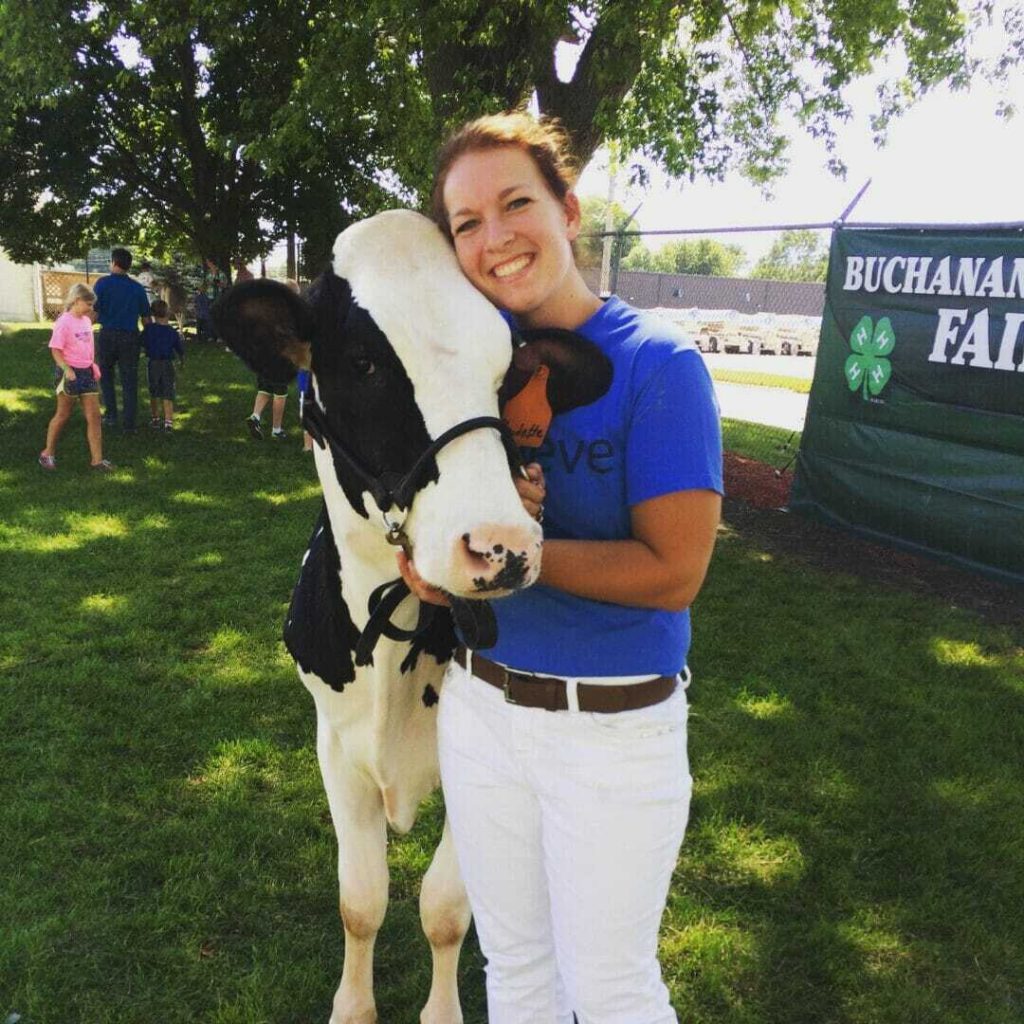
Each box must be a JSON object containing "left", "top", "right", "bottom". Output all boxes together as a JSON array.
[
  {"left": 150, "top": 417, "right": 161, "bottom": 429},
  {"left": 247, "top": 415, "right": 263, "bottom": 440},
  {"left": 271, "top": 429, "right": 287, "bottom": 440},
  {"left": 90, "top": 459, "right": 116, "bottom": 472},
  {"left": 38, "top": 452, "right": 56, "bottom": 471},
  {"left": 163, "top": 421, "right": 174, "bottom": 431}
]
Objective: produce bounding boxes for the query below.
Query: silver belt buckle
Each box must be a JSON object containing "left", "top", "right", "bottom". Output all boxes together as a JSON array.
[{"left": 501, "top": 668, "right": 520, "bottom": 705}]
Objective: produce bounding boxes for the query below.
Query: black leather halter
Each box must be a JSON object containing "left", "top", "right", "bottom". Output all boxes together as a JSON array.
[
  {"left": 303, "top": 389, "right": 522, "bottom": 524},
  {"left": 299, "top": 380, "right": 525, "bottom": 665}
]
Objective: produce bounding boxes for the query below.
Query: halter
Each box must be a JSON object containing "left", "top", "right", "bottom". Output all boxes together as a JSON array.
[{"left": 299, "top": 377, "right": 525, "bottom": 665}]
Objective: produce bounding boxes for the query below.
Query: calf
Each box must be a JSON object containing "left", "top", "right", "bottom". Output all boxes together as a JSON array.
[{"left": 213, "top": 210, "right": 610, "bottom": 1024}]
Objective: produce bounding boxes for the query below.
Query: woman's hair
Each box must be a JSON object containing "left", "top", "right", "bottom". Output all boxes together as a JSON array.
[
  {"left": 431, "top": 111, "right": 579, "bottom": 238},
  {"left": 64, "top": 282, "right": 96, "bottom": 311}
]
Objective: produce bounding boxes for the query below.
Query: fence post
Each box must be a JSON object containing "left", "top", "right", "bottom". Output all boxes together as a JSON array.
[{"left": 33, "top": 264, "right": 44, "bottom": 322}]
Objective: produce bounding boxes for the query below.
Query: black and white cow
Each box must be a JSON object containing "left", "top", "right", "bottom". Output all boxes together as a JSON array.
[{"left": 213, "top": 210, "right": 611, "bottom": 1024}]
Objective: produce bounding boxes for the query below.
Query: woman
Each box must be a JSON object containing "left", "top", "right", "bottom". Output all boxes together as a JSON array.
[
  {"left": 399, "top": 112, "right": 723, "bottom": 1023},
  {"left": 39, "top": 283, "right": 114, "bottom": 472}
]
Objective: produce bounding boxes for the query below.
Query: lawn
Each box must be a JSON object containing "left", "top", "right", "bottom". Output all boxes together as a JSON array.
[
  {"left": 710, "top": 369, "right": 812, "bottom": 394},
  {"left": 2, "top": 326, "right": 1022, "bottom": 1024},
  {"left": 721, "top": 419, "right": 800, "bottom": 471}
]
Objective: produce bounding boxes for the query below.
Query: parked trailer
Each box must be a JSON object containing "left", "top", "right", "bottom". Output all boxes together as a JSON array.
[{"left": 645, "top": 307, "right": 821, "bottom": 356}]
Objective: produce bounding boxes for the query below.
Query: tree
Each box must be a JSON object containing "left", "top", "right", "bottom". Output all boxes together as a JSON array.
[
  {"left": 622, "top": 238, "right": 746, "bottom": 277},
  {"left": 1, "top": 2, "right": 1018, "bottom": 267},
  {"left": 294, "top": 0, "right": 1020, "bottom": 183},
  {"left": 0, "top": 1, "right": 400, "bottom": 268},
  {"left": 750, "top": 230, "right": 829, "bottom": 282}
]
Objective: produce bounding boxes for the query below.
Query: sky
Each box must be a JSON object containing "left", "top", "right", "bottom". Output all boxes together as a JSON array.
[{"left": 571, "top": 18, "right": 1024, "bottom": 261}]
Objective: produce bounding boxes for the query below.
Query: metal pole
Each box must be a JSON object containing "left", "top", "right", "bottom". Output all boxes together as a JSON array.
[
  {"left": 836, "top": 179, "right": 872, "bottom": 224},
  {"left": 609, "top": 202, "right": 643, "bottom": 296},
  {"left": 599, "top": 144, "right": 619, "bottom": 297}
]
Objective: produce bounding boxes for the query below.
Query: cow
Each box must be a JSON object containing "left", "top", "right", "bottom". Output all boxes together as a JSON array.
[{"left": 213, "top": 210, "right": 611, "bottom": 1024}]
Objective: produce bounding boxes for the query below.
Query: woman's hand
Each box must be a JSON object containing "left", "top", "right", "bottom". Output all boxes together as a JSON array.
[
  {"left": 515, "top": 462, "right": 546, "bottom": 521},
  {"left": 64, "top": 367, "right": 76, "bottom": 381},
  {"left": 396, "top": 550, "right": 451, "bottom": 607}
]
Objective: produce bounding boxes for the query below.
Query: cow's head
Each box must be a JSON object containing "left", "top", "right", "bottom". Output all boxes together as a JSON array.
[{"left": 213, "top": 210, "right": 609, "bottom": 599}]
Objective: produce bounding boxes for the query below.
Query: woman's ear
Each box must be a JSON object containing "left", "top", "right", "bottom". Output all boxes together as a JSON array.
[{"left": 564, "top": 191, "right": 582, "bottom": 242}]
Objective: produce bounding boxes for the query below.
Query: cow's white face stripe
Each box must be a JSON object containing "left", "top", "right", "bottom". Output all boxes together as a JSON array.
[
  {"left": 333, "top": 210, "right": 511, "bottom": 438},
  {"left": 328, "top": 210, "right": 540, "bottom": 596}
]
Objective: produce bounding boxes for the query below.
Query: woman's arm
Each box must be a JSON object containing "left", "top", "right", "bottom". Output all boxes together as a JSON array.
[
  {"left": 398, "top": 471, "right": 720, "bottom": 612},
  {"left": 535, "top": 488, "right": 720, "bottom": 612}
]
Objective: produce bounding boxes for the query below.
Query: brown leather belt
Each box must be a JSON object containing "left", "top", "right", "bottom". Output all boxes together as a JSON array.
[{"left": 455, "top": 648, "right": 676, "bottom": 714}]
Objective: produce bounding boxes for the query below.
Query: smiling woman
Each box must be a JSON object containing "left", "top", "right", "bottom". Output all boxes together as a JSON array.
[{"left": 408, "top": 111, "right": 725, "bottom": 1024}]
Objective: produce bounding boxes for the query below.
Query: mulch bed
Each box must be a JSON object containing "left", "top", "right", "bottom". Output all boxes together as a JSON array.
[
  {"left": 723, "top": 451, "right": 794, "bottom": 511},
  {"left": 723, "top": 451, "right": 1024, "bottom": 632}
]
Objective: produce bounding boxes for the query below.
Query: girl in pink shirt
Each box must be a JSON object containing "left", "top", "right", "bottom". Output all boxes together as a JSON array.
[{"left": 39, "top": 283, "right": 114, "bottom": 471}]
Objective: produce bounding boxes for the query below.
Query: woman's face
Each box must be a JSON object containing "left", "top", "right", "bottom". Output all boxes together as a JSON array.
[{"left": 442, "top": 145, "right": 581, "bottom": 326}]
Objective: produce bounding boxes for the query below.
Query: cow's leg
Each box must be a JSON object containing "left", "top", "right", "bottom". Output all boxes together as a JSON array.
[
  {"left": 317, "top": 720, "right": 388, "bottom": 1024},
  {"left": 419, "top": 816, "right": 471, "bottom": 1024}
]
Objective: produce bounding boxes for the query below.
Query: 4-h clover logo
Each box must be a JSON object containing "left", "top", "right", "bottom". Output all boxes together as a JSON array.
[{"left": 845, "top": 315, "right": 896, "bottom": 399}]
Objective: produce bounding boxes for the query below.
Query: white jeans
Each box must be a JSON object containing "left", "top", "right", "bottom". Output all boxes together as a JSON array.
[{"left": 438, "top": 657, "right": 692, "bottom": 1024}]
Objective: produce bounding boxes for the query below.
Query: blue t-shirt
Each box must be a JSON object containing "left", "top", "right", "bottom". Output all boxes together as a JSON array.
[
  {"left": 94, "top": 273, "right": 150, "bottom": 331},
  {"left": 142, "top": 322, "right": 184, "bottom": 360},
  {"left": 486, "top": 297, "right": 723, "bottom": 677}
]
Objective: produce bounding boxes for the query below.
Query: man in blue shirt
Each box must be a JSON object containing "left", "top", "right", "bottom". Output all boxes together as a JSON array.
[{"left": 93, "top": 247, "right": 151, "bottom": 431}]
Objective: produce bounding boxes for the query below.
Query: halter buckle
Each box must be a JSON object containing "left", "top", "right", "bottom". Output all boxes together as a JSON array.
[{"left": 382, "top": 510, "right": 408, "bottom": 548}]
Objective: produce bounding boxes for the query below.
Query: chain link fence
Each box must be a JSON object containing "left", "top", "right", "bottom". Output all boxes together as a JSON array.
[{"left": 580, "top": 224, "right": 832, "bottom": 481}]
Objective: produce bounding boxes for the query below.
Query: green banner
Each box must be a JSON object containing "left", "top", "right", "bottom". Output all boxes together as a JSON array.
[{"left": 791, "top": 227, "right": 1024, "bottom": 586}]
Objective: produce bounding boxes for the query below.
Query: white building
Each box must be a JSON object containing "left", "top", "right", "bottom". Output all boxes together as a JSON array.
[{"left": 0, "top": 250, "right": 40, "bottom": 322}]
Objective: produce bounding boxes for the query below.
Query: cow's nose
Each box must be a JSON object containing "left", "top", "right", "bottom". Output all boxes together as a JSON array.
[{"left": 456, "top": 523, "right": 541, "bottom": 593}]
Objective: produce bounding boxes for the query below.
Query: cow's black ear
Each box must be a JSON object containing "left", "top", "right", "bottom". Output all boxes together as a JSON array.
[
  {"left": 213, "top": 279, "right": 316, "bottom": 381},
  {"left": 504, "top": 328, "right": 612, "bottom": 414}
]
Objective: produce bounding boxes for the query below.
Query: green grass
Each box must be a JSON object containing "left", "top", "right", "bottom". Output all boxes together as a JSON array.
[
  {"left": 722, "top": 419, "right": 801, "bottom": 470},
  {"left": 3, "top": 327, "right": 1023, "bottom": 1023},
  {"left": 710, "top": 369, "right": 812, "bottom": 394}
]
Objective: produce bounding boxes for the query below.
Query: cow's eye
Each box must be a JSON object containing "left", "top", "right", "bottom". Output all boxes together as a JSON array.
[{"left": 353, "top": 357, "right": 376, "bottom": 376}]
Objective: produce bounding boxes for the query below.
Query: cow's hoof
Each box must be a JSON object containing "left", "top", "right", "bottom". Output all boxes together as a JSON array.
[
  {"left": 420, "top": 1003, "right": 463, "bottom": 1024},
  {"left": 329, "top": 1003, "right": 376, "bottom": 1024}
]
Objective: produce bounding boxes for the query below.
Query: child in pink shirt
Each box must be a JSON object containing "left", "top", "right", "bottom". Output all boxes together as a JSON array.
[{"left": 39, "top": 283, "right": 115, "bottom": 472}]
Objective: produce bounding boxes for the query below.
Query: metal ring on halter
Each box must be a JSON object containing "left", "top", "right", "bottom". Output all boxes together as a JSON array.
[{"left": 381, "top": 510, "right": 408, "bottom": 547}]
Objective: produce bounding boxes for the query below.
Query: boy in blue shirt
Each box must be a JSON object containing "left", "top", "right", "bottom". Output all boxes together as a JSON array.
[{"left": 142, "top": 299, "right": 185, "bottom": 431}]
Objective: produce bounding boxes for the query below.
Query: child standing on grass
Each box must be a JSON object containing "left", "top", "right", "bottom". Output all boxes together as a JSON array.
[
  {"left": 142, "top": 299, "right": 185, "bottom": 431},
  {"left": 39, "top": 283, "right": 115, "bottom": 472}
]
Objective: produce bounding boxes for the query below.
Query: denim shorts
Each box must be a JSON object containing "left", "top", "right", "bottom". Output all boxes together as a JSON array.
[
  {"left": 147, "top": 359, "right": 177, "bottom": 400},
  {"left": 54, "top": 365, "right": 99, "bottom": 398}
]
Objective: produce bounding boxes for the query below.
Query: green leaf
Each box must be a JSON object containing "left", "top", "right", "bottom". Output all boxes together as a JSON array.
[
  {"left": 844, "top": 353, "right": 867, "bottom": 392},
  {"left": 871, "top": 317, "right": 896, "bottom": 356},
  {"left": 849, "top": 316, "right": 874, "bottom": 355},
  {"left": 866, "top": 357, "right": 893, "bottom": 396}
]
